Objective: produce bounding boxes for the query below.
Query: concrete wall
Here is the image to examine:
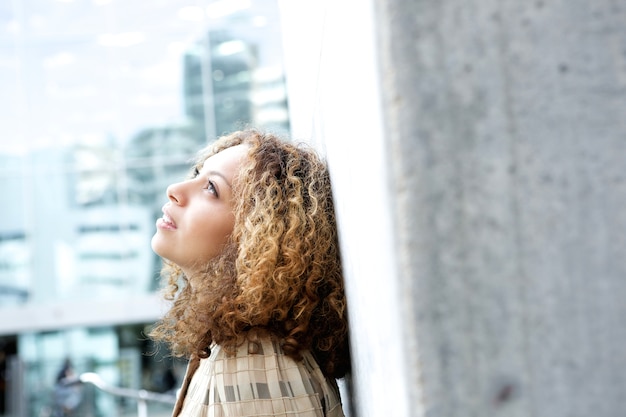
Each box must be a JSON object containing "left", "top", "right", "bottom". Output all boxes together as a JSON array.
[
  {"left": 282, "top": 0, "right": 626, "bottom": 416},
  {"left": 281, "top": 1, "right": 413, "bottom": 415}
]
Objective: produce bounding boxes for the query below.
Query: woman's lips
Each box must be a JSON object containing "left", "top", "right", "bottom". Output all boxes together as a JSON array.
[{"left": 157, "top": 207, "right": 177, "bottom": 230}]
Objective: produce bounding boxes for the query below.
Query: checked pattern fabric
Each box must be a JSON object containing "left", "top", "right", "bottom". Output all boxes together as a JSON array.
[{"left": 173, "top": 337, "right": 345, "bottom": 417}]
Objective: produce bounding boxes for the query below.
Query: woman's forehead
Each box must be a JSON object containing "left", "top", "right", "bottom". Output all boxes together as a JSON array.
[{"left": 201, "top": 145, "right": 250, "bottom": 177}]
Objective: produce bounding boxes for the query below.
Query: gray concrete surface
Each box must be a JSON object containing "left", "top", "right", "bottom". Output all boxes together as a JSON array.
[
  {"left": 301, "top": 0, "right": 626, "bottom": 416},
  {"left": 373, "top": 0, "right": 626, "bottom": 415}
]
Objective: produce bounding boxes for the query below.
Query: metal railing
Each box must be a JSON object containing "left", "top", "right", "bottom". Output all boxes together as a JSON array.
[{"left": 73, "top": 372, "right": 177, "bottom": 417}]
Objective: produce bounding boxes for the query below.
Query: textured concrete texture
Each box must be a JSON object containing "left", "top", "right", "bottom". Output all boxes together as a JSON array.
[{"left": 375, "top": 0, "right": 626, "bottom": 416}]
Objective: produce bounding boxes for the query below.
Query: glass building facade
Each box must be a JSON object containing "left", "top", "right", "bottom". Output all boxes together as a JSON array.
[{"left": 0, "top": 1, "right": 290, "bottom": 415}]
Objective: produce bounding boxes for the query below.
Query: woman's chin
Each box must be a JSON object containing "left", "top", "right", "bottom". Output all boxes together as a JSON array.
[{"left": 150, "top": 234, "right": 169, "bottom": 258}]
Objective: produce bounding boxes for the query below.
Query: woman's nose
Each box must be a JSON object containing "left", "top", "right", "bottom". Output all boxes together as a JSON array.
[{"left": 166, "top": 182, "right": 185, "bottom": 205}]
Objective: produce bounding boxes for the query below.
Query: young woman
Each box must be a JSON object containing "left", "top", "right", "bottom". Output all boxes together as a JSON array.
[{"left": 150, "top": 130, "right": 351, "bottom": 417}]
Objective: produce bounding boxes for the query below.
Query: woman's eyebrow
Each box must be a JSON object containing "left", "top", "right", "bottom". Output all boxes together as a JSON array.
[{"left": 206, "top": 170, "right": 232, "bottom": 189}]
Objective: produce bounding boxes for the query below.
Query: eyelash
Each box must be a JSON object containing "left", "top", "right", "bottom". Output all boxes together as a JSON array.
[
  {"left": 193, "top": 167, "right": 218, "bottom": 197},
  {"left": 205, "top": 180, "right": 218, "bottom": 196}
]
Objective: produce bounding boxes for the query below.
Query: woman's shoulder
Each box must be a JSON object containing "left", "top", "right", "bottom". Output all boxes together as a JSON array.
[
  {"left": 221, "top": 335, "right": 290, "bottom": 358},
  {"left": 206, "top": 336, "right": 343, "bottom": 416},
  {"left": 178, "top": 335, "right": 345, "bottom": 417},
  {"left": 213, "top": 335, "right": 313, "bottom": 375}
]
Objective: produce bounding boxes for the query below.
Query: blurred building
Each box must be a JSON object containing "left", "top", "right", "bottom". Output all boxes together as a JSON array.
[
  {"left": 183, "top": 28, "right": 290, "bottom": 138},
  {"left": 0, "top": 1, "right": 290, "bottom": 415}
]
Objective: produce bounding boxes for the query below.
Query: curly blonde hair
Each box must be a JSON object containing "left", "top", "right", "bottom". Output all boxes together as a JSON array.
[{"left": 150, "top": 130, "right": 351, "bottom": 378}]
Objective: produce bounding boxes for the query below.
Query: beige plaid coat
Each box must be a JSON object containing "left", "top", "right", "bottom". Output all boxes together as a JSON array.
[{"left": 172, "top": 337, "right": 345, "bottom": 417}]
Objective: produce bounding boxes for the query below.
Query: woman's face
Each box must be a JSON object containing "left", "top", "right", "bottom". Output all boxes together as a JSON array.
[{"left": 151, "top": 144, "right": 248, "bottom": 274}]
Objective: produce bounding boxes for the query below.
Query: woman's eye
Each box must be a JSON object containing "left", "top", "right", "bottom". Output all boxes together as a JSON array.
[
  {"left": 206, "top": 180, "right": 218, "bottom": 196},
  {"left": 192, "top": 167, "right": 200, "bottom": 178}
]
